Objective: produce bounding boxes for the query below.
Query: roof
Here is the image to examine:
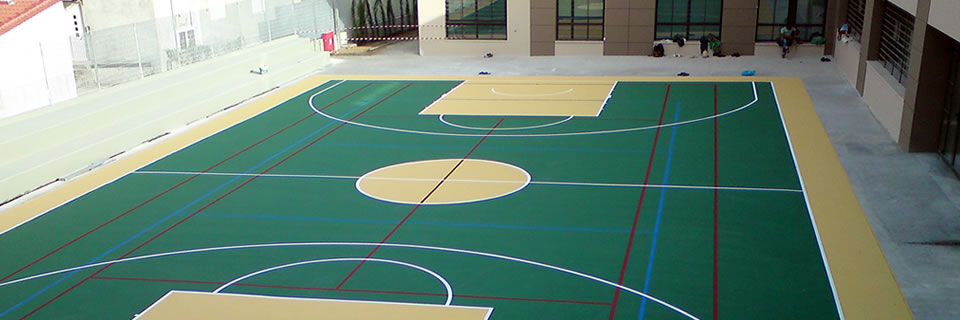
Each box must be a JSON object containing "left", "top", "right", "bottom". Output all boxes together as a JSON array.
[{"left": 0, "top": 0, "right": 62, "bottom": 36}]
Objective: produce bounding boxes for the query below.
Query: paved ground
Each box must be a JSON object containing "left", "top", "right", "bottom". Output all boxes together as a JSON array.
[
  {"left": 0, "top": 37, "right": 956, "bottom": 319},
  {"left": 322, "top": 40, "right": 960, "bottom": 320}
]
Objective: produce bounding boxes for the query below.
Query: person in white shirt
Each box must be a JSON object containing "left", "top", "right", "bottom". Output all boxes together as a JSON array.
[{"left": 779, "top": 24, "right": 799, "bottom": 58}]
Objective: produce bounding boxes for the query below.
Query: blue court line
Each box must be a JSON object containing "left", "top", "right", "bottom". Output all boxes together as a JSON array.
[
  {"left": 185, "top": 212, "right": 646, "bottom": 234},
  {"left": 315, "top": 142, "right": 649, "bottom": 154},
  {"left": 638, "top": 102, "right": 682, "bottom": 320},
  {"left": 0, "top": 88, "right": 378, "bottom": 318}
]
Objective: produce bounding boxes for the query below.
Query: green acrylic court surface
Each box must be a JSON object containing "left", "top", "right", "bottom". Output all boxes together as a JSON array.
[{"left": 0, "top": 78, "right": 848, "bottom": 320}]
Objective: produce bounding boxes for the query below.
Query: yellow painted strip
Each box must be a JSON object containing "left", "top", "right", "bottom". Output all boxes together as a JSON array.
[
  {"left": 771, "top": 78, "right": 913, "bottom": 320},
  {"left": 134, "top": 291, "right": 491, "bottom": 320}
]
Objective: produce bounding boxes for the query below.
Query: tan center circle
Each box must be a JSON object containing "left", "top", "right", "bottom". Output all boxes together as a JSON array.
[{"left": 356, "top": 159, "right": 531, "bottom": 205}]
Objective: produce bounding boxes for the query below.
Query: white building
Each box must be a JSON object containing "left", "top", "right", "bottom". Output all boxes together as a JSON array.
[{"left": 0, "top": 0, "right": 78, "bottom": 119}]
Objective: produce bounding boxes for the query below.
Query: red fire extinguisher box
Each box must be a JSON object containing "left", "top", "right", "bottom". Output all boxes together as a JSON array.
[{"left": 321, "top": 32, "right": 335, "bottom": 52}]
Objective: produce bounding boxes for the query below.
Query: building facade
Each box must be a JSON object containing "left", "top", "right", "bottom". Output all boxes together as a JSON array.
[
  {"left": 0, "top": 0, "right": 78, "bottom": 119},
  {"left": 831, "top": 0, "right": 960, "bottom": 174},
  {"left": 419, "top": 0, "right": 836, "bottom": 56},
  {"left": 418, "top": 0, "right": 960, "bottom": 173}
]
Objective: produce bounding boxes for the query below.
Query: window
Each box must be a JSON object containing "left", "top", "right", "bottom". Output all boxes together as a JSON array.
[
  {"left": 937, "top": 43, "right": 960, "bottom": 177},
  {"left": 845, "top": 0, "right": 865, "bottom": 41},
  {"left": 557, "top": 0, "right": 603, "bottom": 40},
  {"left": 655, "top": 0, "right": 722, "bottom": 40},
  {"left": 446, "top": 0, "right": 507, "bottom": 40},
  {"left": 877, "top": 2, "right": 913, "bottom": 84},
  {"left": 178, "top": 29, "right": 196, "bottom": 48},
  {"left": 756, "top": 0, "right": 828, "bottom": 41}
]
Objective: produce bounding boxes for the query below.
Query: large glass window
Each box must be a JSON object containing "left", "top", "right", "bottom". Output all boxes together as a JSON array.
[
  {"left": 877, "top": 1, "right": 913, "bottom": 84},
  {"left": 446, "top": 0, "right": 508, "bottom": 40},
  {"left": 655, "top": 0, "right": 722, "bottom": 40},
  {"left": 937, "top": 44, "right": 960, "bottom": 176},
  {"left": 557, "top": 0, "right": 604, "bottom": 40},
  {"left": 756, "top": 0, "right": 827, "bottom": 41}
]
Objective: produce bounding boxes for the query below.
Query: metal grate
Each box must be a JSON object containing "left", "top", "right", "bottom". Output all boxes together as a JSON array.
[
  {"left": 877, "top": 1, "right": 913, "bottom": 84},
  {"left": 845, "top": 0, "right": 865, "bottom": 41}
]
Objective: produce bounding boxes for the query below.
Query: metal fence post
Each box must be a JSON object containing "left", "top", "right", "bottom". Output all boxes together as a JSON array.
[
  {"left": 88, "top": 31, "right": 101, "bottom": 89},
  {"left": 134, "top": 23, "right": 145, "bottom": 78},
  {"left": 38, "top": 42, "right": 53, "bottom": 105},
  {"left": 265, "top": 0, "right": 273, "bottom": 40}
]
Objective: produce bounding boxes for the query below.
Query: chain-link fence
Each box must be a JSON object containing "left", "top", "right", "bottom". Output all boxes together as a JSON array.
[{"left": 70, "top": 0, "right": 341, "bottom": 92}]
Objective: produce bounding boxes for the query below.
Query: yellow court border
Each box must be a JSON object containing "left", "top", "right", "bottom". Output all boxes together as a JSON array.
[{"left": 0, "top": 75, "right": 912, "bottom": 320}]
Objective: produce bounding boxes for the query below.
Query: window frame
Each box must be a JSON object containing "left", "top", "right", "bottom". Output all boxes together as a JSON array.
[
  {"left": 755, "top": 0, "right": 829, "bottom": 42},
  {"left": 556, "top": 0, "right": 605, "bottom": 41},
  {"left": 445, "top": 0, "right": 508, "bottom": 40},
  {"left": 654, "top": 0, "right": 724, "bottom": 41}
]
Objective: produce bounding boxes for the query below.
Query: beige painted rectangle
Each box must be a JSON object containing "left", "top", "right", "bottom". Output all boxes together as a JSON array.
[
  {"left": 833, "top": 39, "right": 862, "bottom": 87},
  {"left": 420, "top": 81, "right": 613, "bottom": 116},
  {"left": 554, "top": 41, "right": 605, "bottom": 56},
  {"left": 863, "top": 62, "right": 906, "bottom": 142},
  {"left": 423, "top": 100, "right": 605, "bottom": 116},
  {"left": 134, "top": 291, "right": 492, "bottom": 320}
]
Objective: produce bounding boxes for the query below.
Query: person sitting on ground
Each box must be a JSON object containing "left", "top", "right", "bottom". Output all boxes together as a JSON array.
[{"left": 779, "top": 23, "right": 799, "bottom": 58}]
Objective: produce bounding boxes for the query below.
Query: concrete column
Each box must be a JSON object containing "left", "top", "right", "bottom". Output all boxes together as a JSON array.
[
  {"left": 625, "top": 0, "right": 655, "bottom": 55},
  {"left": 530, "top": 0, "right": 556, "bottom": 55},
  {"left": 898, "top": 0, "right": 940, "bottom": 151},
  {"left": 823, "top": 0, "right": 842, "bottom": 54},
  {"left": 721, "top": 0, "right": 758, "bottom": 55}
]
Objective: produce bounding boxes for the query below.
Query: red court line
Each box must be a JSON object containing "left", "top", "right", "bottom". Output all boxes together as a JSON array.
[
  {"left": 0, "top": 81, "right": 363, "bottom": 284},
  {"left": 712, "top": 84, "right": 720, "bottom": 320},
  {"left": 608, "top": 85, "right": 671, "bottom": 320},
  {"left": 19, "top": 83, "right": 410, "bottom": 319},
  {"left": 90, "top": 276, "right": 610, "bottom": 306},
  {"left": 335, "top": 118, "right": 505, "bottom": 289}
]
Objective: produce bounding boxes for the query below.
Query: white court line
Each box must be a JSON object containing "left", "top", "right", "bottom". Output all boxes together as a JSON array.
[
  {"left": 594, "top": 80, "right": 619, "bottom": 117},
  {"left": 771, "top": 82, "right": 845, "bottom": 319},
  {"left": 213, "top": 257, "right": 454, "bottom": 306},
  {"left": 490, "top": 87, "right": 574, "bottom": 97},
  {"left": 438, "top": 115, "right": 574, "bottom": 131},
  {"left": 314, "top": 82, "right": 760, "bottom": 137},
  {"left": 0, "top": 242, "right": 701, "bottom": 320},
  {"left": 418, "top": 81, "right": 467, "bottom": 115},
  {"left": 0, "top": 81, "right": 347, "bottom": 237},
  {"left": 132, "top": 170, "right": 802, "bottom": 193}
]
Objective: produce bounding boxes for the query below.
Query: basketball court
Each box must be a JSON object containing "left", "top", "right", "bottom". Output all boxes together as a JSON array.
[{"left": 0, "top": 75, "right": 910, "bottom": 319}]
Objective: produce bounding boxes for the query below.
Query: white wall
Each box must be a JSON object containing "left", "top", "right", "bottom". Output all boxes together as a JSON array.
[
  {"left": 862, "top": 61, "right": 906, "bottom": 142},
  {"left": 0, "top": 3, "right": 78, "bottom": 119},
  {"left": 887, "top": 0, "right": 918, "bottom": 15},
  {"left": 555, "top": 41, "right": 603, "bottom": 56},
  {"left": 419, "top": 0, "right": 530, "bottom": 56},
  {"left": 754, "top": 42, "right": 825, "bottom": 57},
  {"left": 929, "top": 0, "right": 960, "bottom": 43}
]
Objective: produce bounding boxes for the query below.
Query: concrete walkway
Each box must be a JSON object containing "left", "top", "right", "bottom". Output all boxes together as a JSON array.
[{"left": 0, "top": 35, "right": 330, "bottom": 204}]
